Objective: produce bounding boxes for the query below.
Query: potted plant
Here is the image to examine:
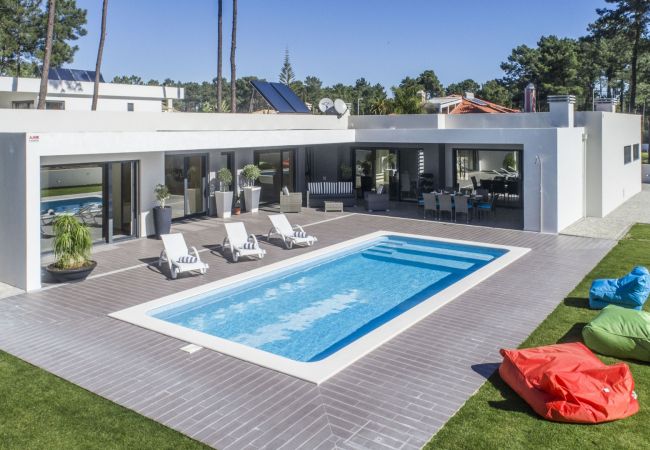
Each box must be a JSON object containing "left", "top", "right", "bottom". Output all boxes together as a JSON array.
[
  {"left": 153, "top": 184, "right": 172, "bottom": 238},
  {"left": 215, "top": 168, "right": 233, "bottom": 218},
  {"left": 232, "top": 193, "right": 242, "bottom": 215},
  {"left": 45, "top": 215, "right": 96, "bottom": 282},
  {"left": 241, "top": 164, "right": 262, "bottom": 213}
]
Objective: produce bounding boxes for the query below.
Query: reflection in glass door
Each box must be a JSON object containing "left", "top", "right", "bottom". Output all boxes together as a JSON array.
[
  {"left": 109, "top": 161, "right": 136, "bottom": 239},
  {"left": 254, "top": 150, "right": 295, "bottom": 204},
  {"left": 164, "top": 154, "right": 208, "bottom": 219}
]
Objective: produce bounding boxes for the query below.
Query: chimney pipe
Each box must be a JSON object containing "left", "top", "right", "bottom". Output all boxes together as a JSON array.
[{"left": 548, "top": 94, "right": 575, "bottom": 127}]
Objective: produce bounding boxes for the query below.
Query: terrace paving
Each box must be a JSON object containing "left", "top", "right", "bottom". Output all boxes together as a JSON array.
[{"left": 2, "top": 208, "right": 614, "bottom": 449}]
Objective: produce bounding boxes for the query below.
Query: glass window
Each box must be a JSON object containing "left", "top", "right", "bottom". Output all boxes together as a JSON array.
[
  {"left": 624, "top": 145, "right": 632, "bottom": 164},
  {"left": 12, "top": 100, "right": 33, "bottom": 109},
  {"left": 46, "top": 101, "right": 65, "bottom": 110},
  {"left": 633, "top": 144, "right": 640, "bottom": 161},
  {"left": 127, "top": 102, "right": 135, "bottom": 112},
  {"left": 41, "top": 164, "right": 104, "bottom": 252}
]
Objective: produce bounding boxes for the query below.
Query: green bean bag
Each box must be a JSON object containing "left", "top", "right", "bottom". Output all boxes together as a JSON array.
[{"left": 582, "top": 305, "right": 650, "bottom": 362}]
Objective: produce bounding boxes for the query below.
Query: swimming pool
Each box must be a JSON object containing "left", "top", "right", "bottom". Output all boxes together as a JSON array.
[
  {"left": 111, "top": 232, "right": 529, "bottom": 383},
  {"left": 41, "top": 196, "right": 102, "bottom": 214}
]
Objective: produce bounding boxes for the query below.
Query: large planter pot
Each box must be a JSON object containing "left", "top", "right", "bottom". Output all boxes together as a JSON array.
[
  {"left": 153, "top": 206, "right": 172, "bottom": 238},
  {"left": 46, "top": 260, "right": 97, "bottom": 283},
  {"left": 215, "top": 191, "right": 233, "bottom": 219},
  {"left": 243, "top": 186, "right": 261, "bottom": 213}
]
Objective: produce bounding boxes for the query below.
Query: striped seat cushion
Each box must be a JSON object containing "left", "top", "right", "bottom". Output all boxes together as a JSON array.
[
  {"left": 293, "top": 231, "right": 308, "bottom": 238},
  {"left": 241, "top": 241, "right": 257, "bottom": 250},
  {"left": 177, "top": 255, "right": 198, "bottom": 264}
]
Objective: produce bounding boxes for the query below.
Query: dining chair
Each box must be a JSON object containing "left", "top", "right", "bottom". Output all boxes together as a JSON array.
[{"left": 438, "top": 194, "right": 453, "bottom": 221}]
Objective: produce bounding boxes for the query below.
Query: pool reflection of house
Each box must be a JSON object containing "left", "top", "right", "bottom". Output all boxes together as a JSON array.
[{"left": 0, "top": 93, "right": 641, "bottom": 291}]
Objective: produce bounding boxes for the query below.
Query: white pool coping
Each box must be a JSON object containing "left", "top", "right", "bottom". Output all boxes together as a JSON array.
[{"left": 109, "top": 231, "right": 530, "bottom": 384}]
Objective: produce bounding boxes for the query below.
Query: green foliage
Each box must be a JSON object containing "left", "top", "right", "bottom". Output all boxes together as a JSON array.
[
  {"left": 391, "top": 84, "right": 422, "bottom": 114},
  {"left": 241, "top": 164, "right": 261, "bottom": 185},
  {"left": 339, "top": 163, "right": 353, "bottom": 181},
  {"left": 416, "top": 70, "right": 444, "bottom": 98},
  {"left": 279, "top": 47, "right": 295, "bottom": 85},
  {"left": 478, "top": 79, "right": 513, "bottom": 107},
  {"left": 154, "top": 184, "right": 170, "bottom": 208},
  {"left": 51, "top": 215, "right": 91, "bottom": 269},
  {"left": 217, "top": 167, "right": 233, "bottom": 190},
  {"left": 0, "top": 0, "right": 86, "bottom": 76},
  {"left": 426, "top": 224, "right": 650, "bottom": 449},
  {"left": 503, "top": 152, "right": 516, "bottom": 169},
  {"left": 446, "top": 79, "right": 481, "bottom": 96},
  {"left": 112, "top": 75, "right": 145, "bottom": 85}
]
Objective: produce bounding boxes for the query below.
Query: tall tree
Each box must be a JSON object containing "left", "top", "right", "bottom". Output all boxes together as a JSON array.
[
  {"left": 38, "top": 0, "right": 87, "bottom": 68},
  {"left": 37, "top": 0, "right": 56, "bottom": 109},
  {"left": 416, "top": 70, "right": 444, "bottom": 98},
  {"left": 230, "top": 0, "right": 237, "bottom": 113},
  {"left": 0, "top": 0, "right": 42, "bottom": 76},
  {"left": 216, "top": 0, "right": 223, "bottom": 112},
  {"left": 279, "top": 47, "right": 295, "bottom": 84},
  {"left": 91, "top": 0, "right": 108, "bottom": 111},
  {"left": 478, "top": 79, "right": 513, "bottom": 106},
  {"left": 589, "top": 0, "right": 650, "bottom": 111},
  {"left": 391, "top": 84, "right": 422, "bottom": 114},
  {"left": 446, "top": 79, "right": 481, "bottom": 95}
]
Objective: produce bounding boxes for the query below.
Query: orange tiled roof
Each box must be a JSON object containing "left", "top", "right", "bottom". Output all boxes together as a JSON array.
[{"left": 447, "top": 95, "right": 519, "bottom": 114}]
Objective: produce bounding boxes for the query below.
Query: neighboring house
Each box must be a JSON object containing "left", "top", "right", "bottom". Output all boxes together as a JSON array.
[
  {"left": 0, "top": 68, "right": 184, "bottom": 112},
  {"left": 423, "top": 93, "right": 519, "bottom": 114},
  {"left": 0, "top": 94, "right": 641, "bottom": 291}
]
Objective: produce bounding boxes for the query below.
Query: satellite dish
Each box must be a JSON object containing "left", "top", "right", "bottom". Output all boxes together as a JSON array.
[
  {"left": 334, "top": 99, "right": 348, "bottom": 115},
  {"left": 318, "top": 98, "right": 334, "bottom": 113}
]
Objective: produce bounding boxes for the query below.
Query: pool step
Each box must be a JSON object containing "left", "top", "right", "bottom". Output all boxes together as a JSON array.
[
  {"left": 363, "top": 248, "right": 474, "bottom": 271},
  {"left": 379, "top": 241, "right": 494, "bottom": 262}
]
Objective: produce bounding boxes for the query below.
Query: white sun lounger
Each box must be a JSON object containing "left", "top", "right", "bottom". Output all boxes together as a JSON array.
[
  {"left": 222, "top": 222, "right": 266, "bottom": 262},
  {"left": 267, "top": 214, "right": 317, "bottom": 249},
  {"left": 159, "top": 233, "right": 208, "bottom": 279}
]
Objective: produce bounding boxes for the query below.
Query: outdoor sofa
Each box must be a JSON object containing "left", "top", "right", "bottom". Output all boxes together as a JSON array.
[{"left": 306, "top": 181, "right": 355, "bottom": 208}]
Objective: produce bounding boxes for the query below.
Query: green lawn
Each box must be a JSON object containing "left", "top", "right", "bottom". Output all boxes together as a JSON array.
[
  {"left": 0, "top": 350, "right": 209, "bottom": 449},
  {"left": 426, "top": 224, "right": 650, "bottom": 450},
  {"left": 41, "top": 184, "right": 103, "bottom": 198}
]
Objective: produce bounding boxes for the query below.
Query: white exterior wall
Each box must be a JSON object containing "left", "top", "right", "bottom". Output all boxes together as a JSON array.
[
  {"left": 600, "top": 113, "right": 642, "bottom": 216},
  {"left": 0, "top": 76, "right": 183, "bottom": 112},
  {"left": 555, "top": 128, "right": 586, "bottom": 231},
  {"left": 0, "top": 134, "right": 30, "bottom": 289}
]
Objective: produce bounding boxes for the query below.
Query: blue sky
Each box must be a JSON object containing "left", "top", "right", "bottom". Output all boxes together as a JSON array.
[{"left": 68, "top": 0, "right": 607, "bottom": 88}]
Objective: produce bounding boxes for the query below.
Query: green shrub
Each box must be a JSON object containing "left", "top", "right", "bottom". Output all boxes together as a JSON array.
[
  {"left": 154, "top": 184, "right": 170, "bottom": 208},
  {"left": 217, "top": 168, "right": 233, "bottom": 190},
  {"left": 241, "top": 164, "right": 261, "bottom": 186}
]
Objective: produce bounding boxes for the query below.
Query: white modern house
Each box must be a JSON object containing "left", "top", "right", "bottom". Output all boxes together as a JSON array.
[
  {"left": 0, "top": 94, "right": 641, "bottom": 291},
  {"left": 0, "top": 69, "right": 183, "bottom": 112}
]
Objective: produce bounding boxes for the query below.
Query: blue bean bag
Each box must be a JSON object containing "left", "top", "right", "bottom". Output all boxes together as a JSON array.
[{"left": 589, "top": 266, "right": 650, "bottom": 310}]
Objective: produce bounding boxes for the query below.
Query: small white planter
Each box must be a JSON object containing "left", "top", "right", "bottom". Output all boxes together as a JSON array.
[
  {"left": 243, "top": 186, "right": 261, "bottom": 213},
  {"left": 215, "top": 191, "right": 233, "bottom": 218}
]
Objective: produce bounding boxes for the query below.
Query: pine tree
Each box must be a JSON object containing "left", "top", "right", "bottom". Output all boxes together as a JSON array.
[{"left": 279, "top": 48, "right": 295, "bottom": 85}]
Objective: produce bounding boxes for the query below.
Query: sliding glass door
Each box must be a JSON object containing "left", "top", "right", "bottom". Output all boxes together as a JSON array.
[
  {"left": 353, "top": 148, "right": 422, "bottom": 201},
  {"left": 40, "top": 161, "right": 138, "bottom": 252},
  {"left": 164, "top": 154, "right": 208, "bottom": 219},
  {"left": 254, "top": 149, "right": 295, "bottom": 204}
]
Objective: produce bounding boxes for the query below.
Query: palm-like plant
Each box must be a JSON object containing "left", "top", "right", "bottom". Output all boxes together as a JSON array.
[
  {"left": 91, "top": 0, "right": 108, "bottom": 111},
  {"left": 52, "top": 215, "right": 92, "bottom": 270}
]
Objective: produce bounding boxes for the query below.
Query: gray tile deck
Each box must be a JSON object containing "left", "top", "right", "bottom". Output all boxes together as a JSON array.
[{"left": 2, "top": 208, "right": 615, "bottom": 449}]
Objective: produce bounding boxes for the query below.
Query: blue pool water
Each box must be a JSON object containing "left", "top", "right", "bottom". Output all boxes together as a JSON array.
[
  {"left": 151, "top": 236, "right": 507, "bottom": 362},
  {"left": 41, "top": 196, "right": 102, "bottom": 214}
]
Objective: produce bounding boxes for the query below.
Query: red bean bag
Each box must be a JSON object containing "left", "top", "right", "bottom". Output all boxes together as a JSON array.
[{"left": 499, "top": 342, "right": 638, "bottom": 423}]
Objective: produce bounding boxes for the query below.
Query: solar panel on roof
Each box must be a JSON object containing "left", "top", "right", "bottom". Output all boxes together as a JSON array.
[
  {"left": 250, "top": 80, "right": 310, "bottom": 113},
  {"left": 250, "top": 80, "right": 294, "bottom": 113},
  {"left": 271, "top": 82, "right": 310, "bottom": 113},
  {"left": 47, "top": 68, "right": 104, "bottom": 83},
  {"left": 468, "top": 97, "right": 488, "bottom": 106}
]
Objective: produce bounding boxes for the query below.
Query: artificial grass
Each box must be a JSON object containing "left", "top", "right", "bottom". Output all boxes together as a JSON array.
[
  {"left": 41, "top": 184, "right": 103, "bottom": 198},
  {"left": 0, "top": 350, "right": 209, "bottom": 449},
  {"left": 426, "top": 223, "right": 650, "bottom": 450}
]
